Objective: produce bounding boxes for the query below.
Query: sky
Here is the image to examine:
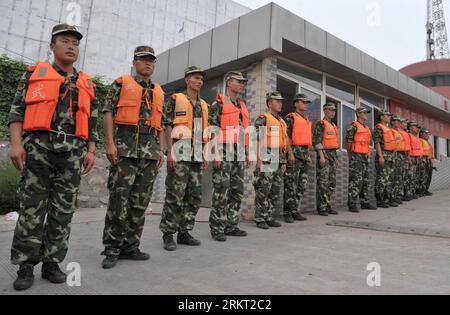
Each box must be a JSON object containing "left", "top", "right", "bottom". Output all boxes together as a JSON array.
[{"left": 234, "top": 0, "right": 450, "bottom": 70}]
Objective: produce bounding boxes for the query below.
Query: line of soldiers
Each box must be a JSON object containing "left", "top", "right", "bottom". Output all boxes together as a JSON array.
[{"left": 6, "top": 24, "right": 436, "bottom": 291}]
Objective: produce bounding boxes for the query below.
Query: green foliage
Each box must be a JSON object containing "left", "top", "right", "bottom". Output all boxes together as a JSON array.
[
  {"left": 0, "top": 54, "right": 110, "bottom": 147},
  {"left": 0, "top": 55, "right": 27, "bottom": 140},
  {"left": 0, "top": 161, "right": 20, "bottom": 215}
]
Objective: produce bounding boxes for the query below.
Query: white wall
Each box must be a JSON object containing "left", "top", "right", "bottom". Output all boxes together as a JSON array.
[{"left": 0, "top": 0, "right": 250, "bottom": 80}]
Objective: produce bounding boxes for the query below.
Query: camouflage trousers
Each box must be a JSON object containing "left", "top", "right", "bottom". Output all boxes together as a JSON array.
[
  {"left": 418, "top": 158, "right": 431, "bottom": 195},
  {"left": 11, "top": 141, "right": 83, "bottom": 265},
  {"left": 425, "top": 160, "right": 433, "bottom": 192},
  {"left": 348, "top": 154, "right": 371, "bottom": 207},
  {"left": 102, "top": 157, "right": 159, "bottom": 257},
  {"left": 254, "top": 165, "right": 283, "bottom": 223},
  {"left": 283, "top": 156, "right": 309, "bottom": 215},
  {"left": 407, "top": 157, "right": 421, "bottom": 197},
  {"left": 160, "top": 162, "right": 203, "bottom": 235},
  {"left": 375, "top": 156, "right": 395, "bottom": 204},
  {"left": 316, "top": 157, "right": 337, "bottom": 213},
  {"left": 393, "top": 152, "right": 408, "bottom": 200},
  {"left": 209, "top": 161, "right": 245, "bottom": 236}
]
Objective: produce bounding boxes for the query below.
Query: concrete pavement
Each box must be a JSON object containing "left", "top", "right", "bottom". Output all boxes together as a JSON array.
[{"left": 0, "top": 190, "right": 450, "bottom": 295}]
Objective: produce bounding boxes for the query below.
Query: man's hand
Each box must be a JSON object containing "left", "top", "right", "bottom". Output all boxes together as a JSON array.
[
  {"left": 378, "top": 157, "right": 385, "bottom": 167},
  {"left": 256, "top": 160, "right": 263, "bottom": 176},
  {"left": 202, "top": 160, "right": 209, "bottom": 171},
  {"left": 168, "top": 152, "right": 177, "bottom": 170},
  {"left": 288, "top": 153, "right": 296, "bottom": 166},
  {"left": 336, "top": 160, "right": 340, "bottom": 169},
  {"left": 281, "top": 164, "right": 287, "bottom": 174},
  {"left": 213, "top": 159, "right": 222, "bottom": 170},
  {"left": 157, "top": 151, "right": 165, "bottom": 169},
  {"left": 10, "top": 143, "right": 26, "bottom": 172},
  {"left": 82, "top": 152, "right": 95, "bottom": 175},
  {"left": 319, "top": 157, "right": 327, "bottom": 168},
  {"left": 106, "top": 144, "right": 118, "bottom": 166}
]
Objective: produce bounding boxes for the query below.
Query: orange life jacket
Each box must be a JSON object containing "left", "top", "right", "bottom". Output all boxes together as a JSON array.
[
  {"left": 409, "top": 134, "right": 425, "bottom": 157},
  {"left": 286, "top": 112, "right": 312, "bottom": 147},
  {"left": 397, "top": 129, "right": 412, "bottom": 152},
  {"left": 217, "top": 94, "right": 250, "bottom": 146},
  {"left": 320, "top": 120, "right": 340, "bottom": 150},
  {"left": 376, "top": 123, "right": 396, "bottom": 151},
  {"left": 23, "top": 61, "right": 94, "bottom": 141},
  {"left": 394, "top": 128, "right": 407, "bottom": 152},
  {"left": 172, "top": 93, "right": 209, "bottom": 143},
  {"left": 264, "top": 113, "right": 288, "bottom": 149},
  {"left": 350, "top": 121, "right": 371, "bottom": 155},
  {"left": 114, "top": 75, "right": 164, "bottom": 131},
  {"left": 420, "top": 139, "right": 433, "bottom": 159}
]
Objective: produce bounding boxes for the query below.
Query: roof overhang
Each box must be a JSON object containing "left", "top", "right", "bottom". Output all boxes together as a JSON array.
[{"left": 153, "top": 2, "right": 450, "bottom": 121}]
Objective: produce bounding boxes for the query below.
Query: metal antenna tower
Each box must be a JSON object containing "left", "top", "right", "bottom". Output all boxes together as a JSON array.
[{"left": 427, "top": 0, "right": 450, "bottom": 59}]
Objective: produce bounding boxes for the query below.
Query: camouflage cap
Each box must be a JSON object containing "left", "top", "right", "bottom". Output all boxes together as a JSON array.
[
  {"left": 356, "top": 107, "right": 371, "bottom": 114},
  {"left": 266, "top": 91, "right": 285, "bottom": 101},
  {"left": 420, "top": 128, "right": 430, "bottom": 135},
  {"left": 408, "top": 121, "right": 419, "bottom": 128},
  {"left": 392, "top": 115, "right": 403, "bottom": 122},
  {"left": 323, "top": 102, "right": 337, "bottom": 111},
  {"left": 184, "top": 66, "right": 206, "bottom": 78},
  {"left": 51, "top": 24, "right": 83, "bottom": 40},
  {"left": 225, "top": 71, "right": 248, "bottom": 82},
  {"left": 134, "top": 46, "right": 156, "bottom": 58},
  {"left": 380, "top": 110, "right": 393, "bottom": 116},
  {"left": 293, "top": 93, "right": 311, "bottom": 104}
]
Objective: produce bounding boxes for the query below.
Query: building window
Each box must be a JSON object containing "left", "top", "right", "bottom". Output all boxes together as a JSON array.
[
  {"left": 201, "top": 76, "right": 224, "bottom": 105},
  {"left": 326, "top": 77, "right": 355, "bottom": 104},
  {"left": 359, "top": 89, "right": 385, "bottom": 109},
  {"left": 277, "top": 59, "right": 323, "bottom": 90},
  {"left": 447, "top": 139, "right": 450, "bottom": 157},
  {"left": 277, "top": 76, "right": 298, "bottom": 118},
  {"left": 342, "top": 104, "right": 355, "bottom": 148},
  {"left": 434, "top": 136, "right": 440, "bottom": 160},
  {"left": 300, "top": 87, "right": 322, "bottom": 123}
]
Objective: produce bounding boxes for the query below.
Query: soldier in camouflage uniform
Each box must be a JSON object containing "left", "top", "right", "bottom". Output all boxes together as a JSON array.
[
  {"left": 346, "top": 108, "right": 377, "bottom": 212},
  {"left": 419, "top": 129, "right": 434, "bottom": 197},
  {"left": 208, "top": 71, "right": 251, "bottom": 242},
  {"left": 407, "top": 122, "right": 423, "bottom": 199},
  {"left": 101, "top": 46, "right": 165, "bottom": 269},
  {"left": 283, "top": 94, "right": 311, "bottom": 223},
  {"left": 253, "top": 92, "right": 287, "bottom": 230},
  {"left": 373, "top": 110, "right": 398, "bottom": 208},
  {"left": 8, "top": 24, "right": 98, "bottom": 290},
  {"left": 392, "top": 116, "right": 410, "bottom": 203},
  {"left": 313, "top": 103, "right": 340, "bottom": 216},
  {"left": 160, "top": 66, "right": 209, "bottom": 251}
]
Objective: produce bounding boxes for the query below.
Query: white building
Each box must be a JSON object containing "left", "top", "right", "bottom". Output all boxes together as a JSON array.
[{"left": 0, "top": 0, "right": 250, "bottom": 80}]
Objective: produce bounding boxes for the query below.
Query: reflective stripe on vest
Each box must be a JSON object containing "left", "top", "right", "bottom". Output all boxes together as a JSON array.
[
  {"left": 264, "top": 113, "right": 288, "bottom": 149},
  {"left": 376, "top": 124, "right": 396, "bottom": 151},
  {"left": 287, "top": 112, "right": 312, "bottom": 147},
  {"left": 23, "top": 62, "right": 94, "bottom": 141},
  {"left": 217, "top": 94, "right": 250, "bottom": 146},
  {"left": 351, "top": 121, "right": 371, "bottom": 155},
  {"left": 172, "top": 93, "right": 209, "bottom": 142},
  {"left": 114, "top": 75, "right": 164, "bottom": 131},
  {"left": 409, "top": 134, "right": 425, "bottom": 157},
  {"left": 321, "top": 120, "right": 340, "bottom": 150}
]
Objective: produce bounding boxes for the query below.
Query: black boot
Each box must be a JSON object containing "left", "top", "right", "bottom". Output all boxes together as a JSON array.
[
  {"left": 225, "top": 228, "right": 248, "bottom": 237},
  {"left": 284, "top": 214, "right": 294, "bottom": 223},
  {"left": 42, "top": 262, "right": 67, "bottom": 284},
  {"left": 102, "top": 256, "right": 119, "bottom": 269},
  {"left": 13, "top": 264, "right": 34, "bottom": 291},
  {"left": 361, "top": 203, "right": 378, "bottom": 210},
  {"left": 163, "top": 234, "right": 177, "bottom": 251},
  {"left": 177, "top": 232, "right": 201, "bottom": 246},
  {"left": 119, "top": 249, "right": 150, "bottom": 261},
  {"left": 348, "top": 205, "right": 360, "bottom": 213},
  {"left": 267, "top": 220, "right": 282, "bottom": 228},
  {"left": 292, "top": 213, "right": 308, "bottom": 221}
]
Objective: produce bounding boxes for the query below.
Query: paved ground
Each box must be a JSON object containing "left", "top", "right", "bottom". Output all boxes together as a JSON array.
[{"left": 1, "top": 190, "right": 450, "bottom": 295}]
